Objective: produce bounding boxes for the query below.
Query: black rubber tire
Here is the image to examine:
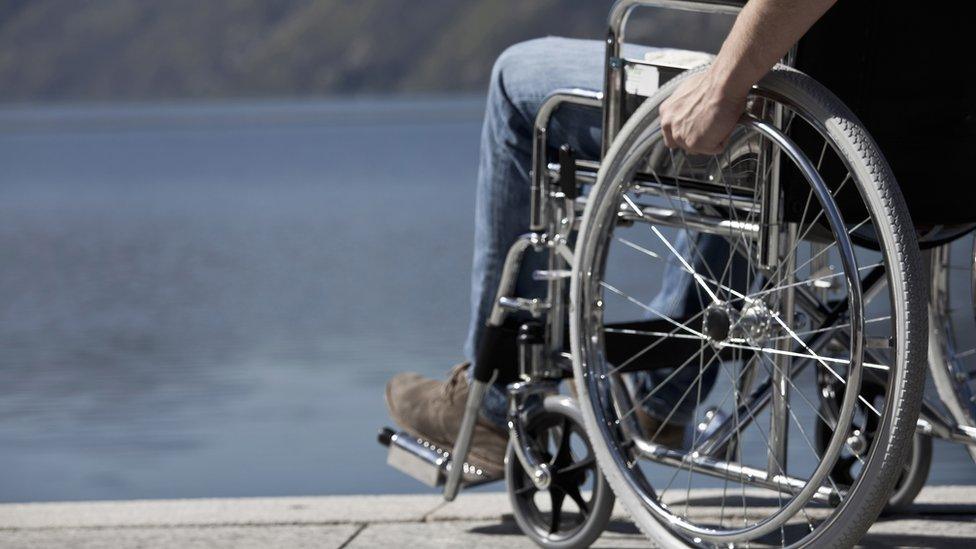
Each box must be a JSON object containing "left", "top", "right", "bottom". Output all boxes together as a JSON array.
[
  {"left": 505, "top": 394, "right": 615, "bottom": 549},
  {"left": 570, "top": 65, "right": 927, "bottom": 548},
  {"left": 815, "top": 403, "right": 931, "bottom": 514}
]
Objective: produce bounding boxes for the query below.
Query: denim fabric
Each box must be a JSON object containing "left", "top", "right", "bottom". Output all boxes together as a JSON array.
[{"left": 465, "top": 37, "right": 732, "bottom": 428}]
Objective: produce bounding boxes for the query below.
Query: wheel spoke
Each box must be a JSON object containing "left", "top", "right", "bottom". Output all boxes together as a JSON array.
[
  {"left": 600, "top": 280, "right": 707, "bottom": 339},
  {"left": 719, "top": 341, "right": 889, "bottom": 371},
  {"left": 554, "top": 419, "right": 573, "bottom": 464},
  {"left": 754, "top": 352, "right": 850, "bottom": 496},
  {"left": 741, "top": 263, "right": 882, "bottom": 303},
  {"left": 564, "top": 483, "right": 590, "bottom": 516},
  {"left": 716, "top": 361, "right": 819, "bottom": 532},
  {"left": 605, "top": 310, "right": 708, "bottom": 375},
  {"left": 621, "top": 192, "right": 721, "bottom": 304},
  {"left": 764, "top": 315, "right": 891, "bottom": 342},
  {"left": 621, "top": 344, "right": 714, "bottom": 422},
  {"left": 753, "top": 174, "right": 855, "bottom": 297},
  {"left": 549, "top": 489, "right": 566, "bottom": 534},
  {"left": 604, "top": 327, "right": 701, "bottom": 340},
  {"left": 616, "top": 236, "right": 660, "bottom": 260},
  {"left": 954, "top": 348, "right": 976, "bottom": 360},
  {"left": 556, "top": 456, "right": 595, "bottom": 477}
]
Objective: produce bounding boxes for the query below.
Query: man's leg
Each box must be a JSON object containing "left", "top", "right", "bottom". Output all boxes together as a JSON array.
[
  {"left": 464, "top": 37, "right": 742, "bottom": 433},
  {"left": 464, "top": 37, "right": 608, "bottom": 427},
  {"left": 387, "top": 38, "right": 735, "bottom": 473},
  {"left": 386, "top": 37, "right": 610, "bottom": 475}
]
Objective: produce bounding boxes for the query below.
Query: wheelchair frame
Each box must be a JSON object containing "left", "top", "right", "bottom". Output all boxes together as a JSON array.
[{"left": 382, "top": 0, "right": 976, "bottom": 534}]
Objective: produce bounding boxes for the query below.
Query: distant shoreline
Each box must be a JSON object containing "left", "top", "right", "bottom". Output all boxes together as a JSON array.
[{"left": 0, "top": 94, "right": 487, "bottom": 134}]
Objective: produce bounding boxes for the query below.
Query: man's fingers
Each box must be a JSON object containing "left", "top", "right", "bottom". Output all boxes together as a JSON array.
[
  {"left": 700, "top": 129, "right": 735, "bottom": 155},
  {"left": 712, "top": 134, "right": 732, "bottom": 155},
  {"left": 664, "top": 118, "right": 731, "bottom": 155},
  {"left": 681, "top": 134, "right": 709, "bottom": 155},
  {"left": 691, "top": 137, "right": 725, "bottom": 156},
  {"left": 690, "top": 125, "right": 735, "bottom": 155},
  {"left": 662, "top": 121, "right": 675, "bottom": 149},
  {"left": 673, "top": 135, "right": 689, "bottom": 152}
]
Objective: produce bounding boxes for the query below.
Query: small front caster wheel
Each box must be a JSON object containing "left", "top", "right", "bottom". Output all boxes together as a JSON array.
[{"left": 506, "top": 394, "right": 614, "bottom": 549}]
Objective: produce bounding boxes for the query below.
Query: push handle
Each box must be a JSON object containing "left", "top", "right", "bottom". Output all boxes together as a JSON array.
[{"left": 601, "top": 0, "right": 745, "bottom": 154}]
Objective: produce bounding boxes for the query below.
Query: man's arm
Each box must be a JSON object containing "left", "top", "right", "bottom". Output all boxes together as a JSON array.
[{"left": 660, "top": 0, "right": 837, "bottom": 154}]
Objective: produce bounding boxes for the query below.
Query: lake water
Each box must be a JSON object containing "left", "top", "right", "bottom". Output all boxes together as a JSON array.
[{"left": 0, "top": 98, "right": 973, "bottom": 503}]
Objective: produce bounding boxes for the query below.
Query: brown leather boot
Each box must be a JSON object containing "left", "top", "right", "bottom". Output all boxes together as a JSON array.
[
  {"left": 565, "top": 377, "right": 685, "bottom": 448},
  {"left": 385, "top": 363, "right": 508, "bottom": 478},
  {"left": 635, "top": 408, "right": 686, "bottom": 448}
]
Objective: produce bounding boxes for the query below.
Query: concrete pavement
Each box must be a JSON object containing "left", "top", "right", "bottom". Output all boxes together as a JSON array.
[{"left": 0, "top": 486, "right": 974, "bottom": 548}]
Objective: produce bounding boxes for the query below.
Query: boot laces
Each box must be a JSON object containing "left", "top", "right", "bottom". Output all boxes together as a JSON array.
[{"left": 441, "top": 362, "right": 470, "bottom": 403}]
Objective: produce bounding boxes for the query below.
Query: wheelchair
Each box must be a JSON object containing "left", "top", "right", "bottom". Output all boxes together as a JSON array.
[{"left": 381, "top": 1, "right": 976, "bottom": 546}]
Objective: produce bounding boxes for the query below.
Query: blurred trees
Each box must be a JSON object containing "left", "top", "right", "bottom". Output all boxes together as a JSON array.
[{"left": 0, "top": 0, "right": 729, "bottom": 102}]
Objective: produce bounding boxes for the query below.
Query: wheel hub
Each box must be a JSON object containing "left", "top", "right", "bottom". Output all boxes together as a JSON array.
[
  {"left": 703, "top": 300, "right": 775, "bottom": 345},
  {"left": 738, "top": 300, "right": 773, "bottom": 345},
  {"left": 702, "top": 303, "right": 733, "bottom": 343}
]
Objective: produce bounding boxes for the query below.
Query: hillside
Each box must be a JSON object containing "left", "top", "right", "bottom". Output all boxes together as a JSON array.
[{"left": 0, "top": 0, "right": 731, "bottom": 103}]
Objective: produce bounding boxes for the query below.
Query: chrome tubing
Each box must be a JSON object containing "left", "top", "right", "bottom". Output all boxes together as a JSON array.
[
  {"left": 488, "top": 233, "right": 544, "bottom": 326},
  {"left": 507, "top": 382, "right": 558, "bottom": 490},
  {"left": 918, "top": 402, "right": 976, "bottom": 445},
  {"left": 618, "top": 202, "right": 760, "bottom": 238},
  {"left": 547, "top": 160, "right": 760, "bottom": 213},
  {"left": 508, "top": 414, "right": 552, "bottom": 489},
  {"left": 531, "top": 89, "right": 602, "bottom": 231},
  {"left": 443, "top": 378, "right": 492, "bottom": 501},
  {"left": 631, "top": 180, "right": 759, "bottom": 214},
  {"left": 633, "top": 437, "right": 840, "bottom": 505},
  {"left": 547, "top": 236, "right": 567, "bottom": 366},
  {"left": 445, "top": 234, "right": 543, "bottom": 500},
  {"left": 444, "top": 231, "right": 549, "bottom": 500},
  {"left": 768, "top": 223, "right": 797, "bottom": 475},
  {"left": 602, "top": 0, "right": 743, "bottom": 154},
  {"left": 380, "top": 428, "right": 497, "bottom": 488}
]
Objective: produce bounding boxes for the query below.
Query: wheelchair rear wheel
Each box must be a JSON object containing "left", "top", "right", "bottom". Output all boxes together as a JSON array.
[
  {"left": 571, "top": 66, "right": 926, "bottom": 547},
  {"left": 815, "top": 380, "right": 932, "bottom": 514},
  {"left": 929, "top": 239, "right": 976, "bottom": 463}
]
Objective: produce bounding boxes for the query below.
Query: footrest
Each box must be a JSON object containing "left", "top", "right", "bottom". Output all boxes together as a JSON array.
[{"left": 378, "top": 427, "right": 501, "bottom": 488}]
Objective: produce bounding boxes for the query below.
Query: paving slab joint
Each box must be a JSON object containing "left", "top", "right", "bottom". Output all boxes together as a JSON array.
[
  {"left": 421, "top": 500, "right": 450, "bottom": 523},
  {"left": 337, "top": 523, "right": 367, "bottom": 548}
]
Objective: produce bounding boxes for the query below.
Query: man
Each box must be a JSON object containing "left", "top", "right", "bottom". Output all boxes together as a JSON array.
[{"left": 386, "top": 0, "right": 975, "bottom": 477}]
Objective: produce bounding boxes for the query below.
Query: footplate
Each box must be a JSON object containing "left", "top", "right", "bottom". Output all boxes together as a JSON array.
[{"left": 378, "top": 427, "right": 500, "bottom": 488}]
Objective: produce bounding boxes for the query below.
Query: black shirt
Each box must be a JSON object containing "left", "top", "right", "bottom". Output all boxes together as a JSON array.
[{"left": 796, "top": 1, "right": 976, "bottom": 223}]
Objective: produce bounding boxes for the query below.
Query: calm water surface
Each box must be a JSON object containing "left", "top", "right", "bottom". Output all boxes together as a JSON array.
[{"left": 0, "top": 98, "right": 973, "bottom": 503}]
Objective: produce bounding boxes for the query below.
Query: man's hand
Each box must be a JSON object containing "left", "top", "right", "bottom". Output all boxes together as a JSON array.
[
  {"left": 657, "top": 0, "right": 837, "bottom": 155},
  {"left": 659, "top": 71, "right": 747, "bottom": 155}
]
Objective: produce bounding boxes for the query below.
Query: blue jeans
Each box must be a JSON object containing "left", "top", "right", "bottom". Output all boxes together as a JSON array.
[{"left": 465, "top": 37, "right": 730, "bottom": 428}]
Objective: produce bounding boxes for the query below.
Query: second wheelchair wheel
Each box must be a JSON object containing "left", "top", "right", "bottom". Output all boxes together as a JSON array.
[
  {"left": 506, "top": 394, "right": 614, "bottom": 549},
  {"left": 929, "top": 239, "right": 976, "bottom": 463},
  {"left": 571, "top": 65, "right": 926, "bottom": 547}
]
